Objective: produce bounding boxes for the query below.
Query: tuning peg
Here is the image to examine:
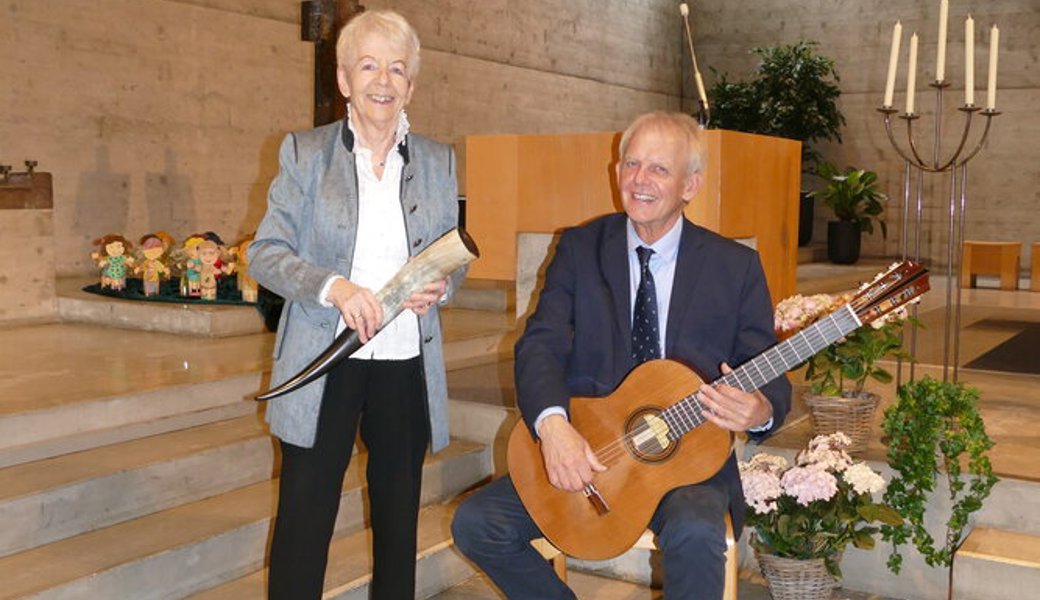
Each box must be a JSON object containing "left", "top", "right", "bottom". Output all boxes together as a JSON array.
[{"left": 25, "top": 160, "right": 37, "bottom": 176}]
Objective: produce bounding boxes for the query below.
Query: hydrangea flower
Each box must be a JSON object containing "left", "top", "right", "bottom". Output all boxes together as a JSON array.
[{"left": 739, "top": 433, "right": 902, "bottom": 576}]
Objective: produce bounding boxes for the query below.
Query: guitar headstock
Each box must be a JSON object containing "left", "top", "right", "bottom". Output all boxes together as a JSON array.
[{"left": 848, "top": 261, "right": 930, "bottom": 326}]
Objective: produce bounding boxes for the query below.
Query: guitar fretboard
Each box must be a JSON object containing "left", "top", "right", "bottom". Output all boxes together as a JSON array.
[{"left": 660, "top": 304, "right": 862, "bottom": 439}]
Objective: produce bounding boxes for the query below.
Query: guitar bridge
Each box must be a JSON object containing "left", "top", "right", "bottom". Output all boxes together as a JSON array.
[{"left": 583, "top": 483, "right": 610, "bottom": 516}]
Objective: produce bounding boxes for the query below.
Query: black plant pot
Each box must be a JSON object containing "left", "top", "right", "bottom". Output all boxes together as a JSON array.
[
  {"left": 798, "top": 192, "right": 814, "bottom": 247},
  {"left": 827, "top": 220, "right": 861, "bottom": 264}
]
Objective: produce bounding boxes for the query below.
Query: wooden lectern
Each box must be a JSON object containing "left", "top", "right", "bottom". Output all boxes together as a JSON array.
[{"left": 464, "top": 130, "right": 801, "bottom": 304}]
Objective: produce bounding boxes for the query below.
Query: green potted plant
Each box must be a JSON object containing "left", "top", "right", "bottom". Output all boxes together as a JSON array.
[
  {"left": 775, "top": 291, "right": 911, "bottom": 453},
  {"left": 880, "top": 377, "right": 999, "bottom": 579},
  {"left": 709, "top": 41, "right": 845, "bottom": 246},
  {"left": 811, "top": 162, "right": 888, "bottom": 264},
  {"left": 741, "top": 433, "right": 902, "bottom": 599}
]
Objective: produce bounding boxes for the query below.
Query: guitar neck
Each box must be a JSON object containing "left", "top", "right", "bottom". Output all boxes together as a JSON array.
[{"left": 663, "top": 304, "right": 862, "bottom": 438}]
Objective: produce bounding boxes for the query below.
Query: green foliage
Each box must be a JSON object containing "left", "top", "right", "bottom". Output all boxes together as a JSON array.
[
  {"left": 805, "top": 318, "right": 910, "bottom": 396},
  {"left": 709, "top": 41, "right": 845, "bottom": 173},
  {"left": 880, "top": 377, "right": 999, "bottom": 573},
  {"left": 811, "top": 162, "right": 889, "bottom": 237}
]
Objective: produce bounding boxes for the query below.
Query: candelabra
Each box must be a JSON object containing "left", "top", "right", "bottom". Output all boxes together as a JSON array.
[{"left": 879, "top": 84, "right": 1000, "bottom": 383}]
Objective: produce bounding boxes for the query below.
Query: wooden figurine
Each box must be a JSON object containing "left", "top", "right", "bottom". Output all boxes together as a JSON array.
[
  {"left": 197, "top": 239, "right": 235, "bottom": 301},
  {"left": 91, "top": 234, "right": 134, "bottom": 291},
  {"left": 230, "top": 238, "right": 258, "bottom": 302},
  {"left": 179, "top": 236, "right": 205, "bottom": 297},
  {"left": 134, "top": 234, "right": 171, "bottom": 297}
]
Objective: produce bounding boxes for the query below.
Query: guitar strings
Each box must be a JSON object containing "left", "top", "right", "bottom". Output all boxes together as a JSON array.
[{"left": 585, "top": 392, "right": 710, "bottom": 467}]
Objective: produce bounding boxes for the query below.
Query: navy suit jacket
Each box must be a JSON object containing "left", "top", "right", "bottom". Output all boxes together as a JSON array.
[{"left": 514, "top": 212, "right": 791, "bottom": 535}]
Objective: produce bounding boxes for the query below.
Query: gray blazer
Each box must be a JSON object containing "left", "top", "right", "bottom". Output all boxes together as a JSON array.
[{"left": 248, "top": 119, "right": 462, "bottom": 452}]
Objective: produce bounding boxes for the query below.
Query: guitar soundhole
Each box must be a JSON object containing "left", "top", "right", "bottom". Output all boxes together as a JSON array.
[{"left": 623, "top": 407, "right": 679, "bottom": 463}]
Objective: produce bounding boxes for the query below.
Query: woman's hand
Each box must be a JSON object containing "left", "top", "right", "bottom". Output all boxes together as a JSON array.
[
  {"left": 402, "top": 278, "right": 448, "bottom": 316},
  {"left": 328, "top": 278, "right": 383, "bottom": 343}
]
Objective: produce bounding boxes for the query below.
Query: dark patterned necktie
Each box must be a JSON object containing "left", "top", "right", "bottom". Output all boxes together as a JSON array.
[{"left": 632, "top": 246, "right": 660, "bottom": 364}]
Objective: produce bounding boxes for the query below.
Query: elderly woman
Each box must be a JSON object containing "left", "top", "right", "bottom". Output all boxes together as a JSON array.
[{"left": 247, "top": 10, "right": 463, "bottom": 599}]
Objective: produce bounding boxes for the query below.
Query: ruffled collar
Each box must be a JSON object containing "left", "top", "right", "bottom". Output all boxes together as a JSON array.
[{"left": 344, "top": 104, "right": 410, "bottom": 155}]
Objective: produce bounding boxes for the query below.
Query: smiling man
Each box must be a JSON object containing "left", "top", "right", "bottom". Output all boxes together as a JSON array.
[{"left": 451, "top": 111, "right": 791, "bottom": 600}]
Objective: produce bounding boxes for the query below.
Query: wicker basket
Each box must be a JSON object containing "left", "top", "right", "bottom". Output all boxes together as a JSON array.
[
  {"left": 756, "top": 551, "right": 836, "bottom": 600},
  {"left": 804, "top": 391, "right": 880, "bottom": 454}
]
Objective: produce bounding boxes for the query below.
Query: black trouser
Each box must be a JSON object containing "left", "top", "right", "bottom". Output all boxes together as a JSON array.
[{"left": 268, "top": 356, "right": 428, "bottom": 600}]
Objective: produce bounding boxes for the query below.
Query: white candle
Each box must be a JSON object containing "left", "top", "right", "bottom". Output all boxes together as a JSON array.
[
  {"left": 987, "top": 25, "right": 1000, "bottom": 109},
  {"left": 907, "top": 33, "right": 919, "bottom": 114},
  {"left": 965, "top": 16, "right": 975, "bottom": 105},
  {"left": 885, "top": 21, "right": 903, "bottom": 107},
  {"left": 937, "top": 0, "right": 949, "bottom": 81}
]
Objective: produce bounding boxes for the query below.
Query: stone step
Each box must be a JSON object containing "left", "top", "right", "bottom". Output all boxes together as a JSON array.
[
  {"left": 0, "top": 440, "right": 489, "bottom": 600},
  {"left": 797, "top": 243, "right": 828, "bottom": 265},
  {"left": 794, "top": 259, "right": 892, "bottom": 295},
  {"left": 189, "top": 502, "right": 475, "bottom": 600},
  {"left": 0, "top": 415, "right": 271, "bottom": 558},
  {"left": 953, "top": 527, "right": 1040, "bottom": 600},
  {"left": 440, "top": 308, "right": 516, "bottom": 370},
  {"left": 0, "top": 372, "right": 261, "bottom": 468},
  {"left": 447, "top": 278, "right": 515, "bottom": 313}
]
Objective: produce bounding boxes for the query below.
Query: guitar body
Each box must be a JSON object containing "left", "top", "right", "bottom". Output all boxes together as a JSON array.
[{"left": 507, "top": 359, "right": 733, "bottom": 560}]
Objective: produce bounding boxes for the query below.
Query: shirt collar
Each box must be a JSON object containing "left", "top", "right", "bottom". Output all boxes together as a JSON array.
[
  {"left": 626, "top": 216, "right": 683, "bottom": 264},
  {"left": 342, "top": 105, "right": 411, "bottom": 162}
]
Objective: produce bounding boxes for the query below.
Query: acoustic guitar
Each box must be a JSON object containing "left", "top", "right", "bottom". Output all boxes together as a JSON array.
[{"left": 507, "top": 261, "right": 929, "bottom": 560}]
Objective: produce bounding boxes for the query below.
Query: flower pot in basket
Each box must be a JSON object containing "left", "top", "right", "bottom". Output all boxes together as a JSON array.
[
  {"left": 756, "top": 551, "right": 838, "bottom": 600},
  {"left": 804, "top": 391, "right": 880, "bottom": 454}
]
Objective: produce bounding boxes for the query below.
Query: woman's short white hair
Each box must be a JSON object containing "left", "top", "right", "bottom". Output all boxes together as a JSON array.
[
  {"left": 336, "top": 10, "right": 421, "bottom": 79},
  {"left": 618, "top": 112, "right": 706, "bottom": 176}
]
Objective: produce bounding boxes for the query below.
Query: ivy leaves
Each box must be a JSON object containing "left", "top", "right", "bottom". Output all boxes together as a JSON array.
[{"left": 880, "top": 377, "right": 998, "bottom": 573}]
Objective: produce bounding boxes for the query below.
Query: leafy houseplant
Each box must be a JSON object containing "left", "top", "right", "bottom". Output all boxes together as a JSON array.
[
  {"left": 881, "top": 377, "right": 999, "bottom": 574},
  {"left": 811, "top": 163, "right": 889, "bottom": 264},
  {"left": 709, "top": 41, "right": 845, "bottom": 247},
  {"left": 775, "top": 289, "right": 912, "bottom": 453},
  {"left": 741, "top": 433, "right": 903, "bottom": 582}
]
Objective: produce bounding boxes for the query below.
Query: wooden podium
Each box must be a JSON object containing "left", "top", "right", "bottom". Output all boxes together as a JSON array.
[{"left": 464, "top": 129, "right": 801, "bottom": 304}]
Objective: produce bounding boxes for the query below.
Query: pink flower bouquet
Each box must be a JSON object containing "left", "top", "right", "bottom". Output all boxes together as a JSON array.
[{"left": 740, "top": 433, "right": 903, "bottom": 576}]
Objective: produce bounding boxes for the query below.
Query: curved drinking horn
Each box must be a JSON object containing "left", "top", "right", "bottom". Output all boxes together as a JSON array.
[{"left": 256, "top": 227, "right": 480, "bottom": 401}]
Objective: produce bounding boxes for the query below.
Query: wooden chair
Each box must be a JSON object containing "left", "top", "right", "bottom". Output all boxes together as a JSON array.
[
  {"left": 961, "top": 240, "right": 1021, "bottom": 290},
  {"left": 532, "top": 512, "right": 738, "bottom": 599}
]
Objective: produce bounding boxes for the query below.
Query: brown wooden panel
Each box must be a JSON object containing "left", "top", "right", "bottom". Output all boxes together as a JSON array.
[
  {"left": 0, "top": 173, "right": 53, "bottom": 210},
  {"left": 464, "top": 130, "right": 799, "bottom": 303}
]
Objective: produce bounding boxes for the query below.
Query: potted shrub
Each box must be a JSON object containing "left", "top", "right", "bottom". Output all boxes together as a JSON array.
[
  {"left": 881, "top": 377, "right": 999, "bottom": 579},
  {"left": 710, "top": 41, "right": 845, "bottom": 246},
  {"left": 775, "top": 290, "right": 912, "bottom": 453},
  {"left": 811, "top": 163, "right": 888, "bottom": 264},
  {"left": 741, "top": 433, "right": 902, "bottom": 599}
]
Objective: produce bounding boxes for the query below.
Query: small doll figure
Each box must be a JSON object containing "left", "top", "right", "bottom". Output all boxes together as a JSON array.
[
  {"left": 196, "top": 239, "right": 235, "bottom": 301},
  {"left": 134, "top": 234, "right": 171, "bottom": 297},
  {"left": 230, "top": 238, "right": 258, "bottom": 302},
  {"left": 180, "top": 236, "right": 205, "bottom": 297},
  {"left": 91, "top": 234, "right": 134, "bottom": 291}
]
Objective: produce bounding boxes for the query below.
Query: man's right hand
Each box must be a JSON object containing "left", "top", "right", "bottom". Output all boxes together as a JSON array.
[{"left": 536, "top": 414, "right": 607, "bottom": 493}]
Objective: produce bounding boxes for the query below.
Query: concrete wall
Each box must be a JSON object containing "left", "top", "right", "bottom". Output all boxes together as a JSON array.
[
  {"left": 0, "top": 0, "right": 682, "bottom": 296},
  {"left": 692, "top": 0, "right": 1038, "bottom": 271}
]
